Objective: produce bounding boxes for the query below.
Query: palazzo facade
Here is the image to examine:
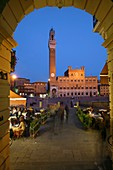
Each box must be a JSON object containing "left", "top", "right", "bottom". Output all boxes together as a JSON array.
[{"left": 48, "top": 29, "right": 98, "bottom": 98}]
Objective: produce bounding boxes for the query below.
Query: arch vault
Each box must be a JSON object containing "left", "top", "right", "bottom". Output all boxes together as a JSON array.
[{"left": 0, "top": 0, "right": 113, "bottom": 169}]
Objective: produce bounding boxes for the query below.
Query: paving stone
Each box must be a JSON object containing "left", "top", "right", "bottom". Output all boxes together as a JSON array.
[{"left": 10, "top": 108, "right": 107, "bottom": 170}]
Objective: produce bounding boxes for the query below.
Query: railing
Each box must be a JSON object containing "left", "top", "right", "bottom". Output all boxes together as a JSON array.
[
  {"left": 30, "top": 114, "right": 48, "bottom": 138},
  {"left": 30, "top": 121, "right": 41, "bottom": 138}
]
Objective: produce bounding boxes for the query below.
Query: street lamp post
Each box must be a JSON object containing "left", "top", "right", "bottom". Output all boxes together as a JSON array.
[
  {"left": 47, "top": 79, "right": 50, "bottom": 97},
  {"left": 10, "top": 74, "right": 17, "bottom": 92}
]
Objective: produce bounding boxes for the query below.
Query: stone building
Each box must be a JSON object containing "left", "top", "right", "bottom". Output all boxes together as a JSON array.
[
  {"left": 11, "top": 77, "right": 47, "bottom": 97},
  {"left": 99, "top": 62, "right": 109, "bottom": 96},
  {"left": 33, "top": 81, "right": 47, "bottom": 97},
  {"left": 48, "top": 28, "right": 98, "bottom": 98}
]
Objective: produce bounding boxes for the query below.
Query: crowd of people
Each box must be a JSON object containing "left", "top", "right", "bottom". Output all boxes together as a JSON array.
[
  {"left": 9, "top": 102, "right": 70, "bottom": 138},
  {"left": 9, "top": 107, "right": 34, "bottom": 139}
]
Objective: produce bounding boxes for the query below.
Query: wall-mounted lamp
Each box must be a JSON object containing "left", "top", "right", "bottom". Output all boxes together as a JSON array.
[{"left": 0, "top": 71, "right": 8, "bottom": 80}]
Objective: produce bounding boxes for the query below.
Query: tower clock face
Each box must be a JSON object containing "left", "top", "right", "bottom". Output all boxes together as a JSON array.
[{"left": 51, "top": 73, "right": 55, "bottom": 77}]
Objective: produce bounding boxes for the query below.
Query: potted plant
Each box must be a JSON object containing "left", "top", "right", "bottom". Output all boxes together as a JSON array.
[{"left": 10, "top": 50, "right": 17, "bottom": 72}]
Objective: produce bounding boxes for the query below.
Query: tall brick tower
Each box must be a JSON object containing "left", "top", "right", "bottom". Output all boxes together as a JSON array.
[
  {"left": 48, "top": 28, "right": 56, "bottom": 81},
  {"left": 48, "top": 28, "right": 58, "bottom": 97}
]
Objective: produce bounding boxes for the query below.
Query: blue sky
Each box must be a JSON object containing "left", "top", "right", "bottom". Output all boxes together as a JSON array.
[{"left": 13, "top": 7, "right": 107, "bottom": 83}]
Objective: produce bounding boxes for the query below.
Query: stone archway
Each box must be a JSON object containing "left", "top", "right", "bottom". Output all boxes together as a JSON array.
[{"left": 0, "top": 0, "right": 113, "bottom": 169}]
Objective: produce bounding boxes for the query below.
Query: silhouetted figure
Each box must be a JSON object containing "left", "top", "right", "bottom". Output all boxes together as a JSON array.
[
  {"left": 65, "top": 104, "right": 69, "bottom": 122},
  {"left": 101, "top": 126, "right": 106, "bottom": 141},
  {"left": 58, "top": 101, "right": 65, "bottom": 124},
  {"left": 70, "top": 101, "right": 73, "bottom": 108}
]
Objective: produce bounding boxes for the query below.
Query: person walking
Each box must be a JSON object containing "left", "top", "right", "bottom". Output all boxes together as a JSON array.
[
  {"left": 65, "top": 104, "right": 69, "bottom": 122},
  {"left": 58, "top": 101, "right": 65, "bottom": 124},
  {"left": 54, "top": 101, "right": 65, "bottom": 134}
]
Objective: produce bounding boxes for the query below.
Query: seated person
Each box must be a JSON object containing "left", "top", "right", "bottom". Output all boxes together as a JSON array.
[{"left": 12, "top": 116, "right": 26, "bottom": 138}]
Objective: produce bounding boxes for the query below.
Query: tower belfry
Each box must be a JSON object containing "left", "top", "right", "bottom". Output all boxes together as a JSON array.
[{"left": 48, "top": 28, "right": 56, "bottom": 80}]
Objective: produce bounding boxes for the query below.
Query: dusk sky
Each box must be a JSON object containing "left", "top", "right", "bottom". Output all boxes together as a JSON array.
[{"left": 13, "top": 7, "right": 107, "bottom": 83}]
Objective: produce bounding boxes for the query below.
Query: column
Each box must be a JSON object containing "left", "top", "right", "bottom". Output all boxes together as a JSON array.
[{"left": 0, "top": 30, "right": 17, "bottom": 169}]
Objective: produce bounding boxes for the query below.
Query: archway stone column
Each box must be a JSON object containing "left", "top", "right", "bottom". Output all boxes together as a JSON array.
[
  {"left": 108, "top": 51, "right": 113, "bottom": 166},
  {"left": 103, "top": 37, "right": 113, "bottom": 165},
  {"left": 0, "top": 27, "right": 17, "bottom": 169}
]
